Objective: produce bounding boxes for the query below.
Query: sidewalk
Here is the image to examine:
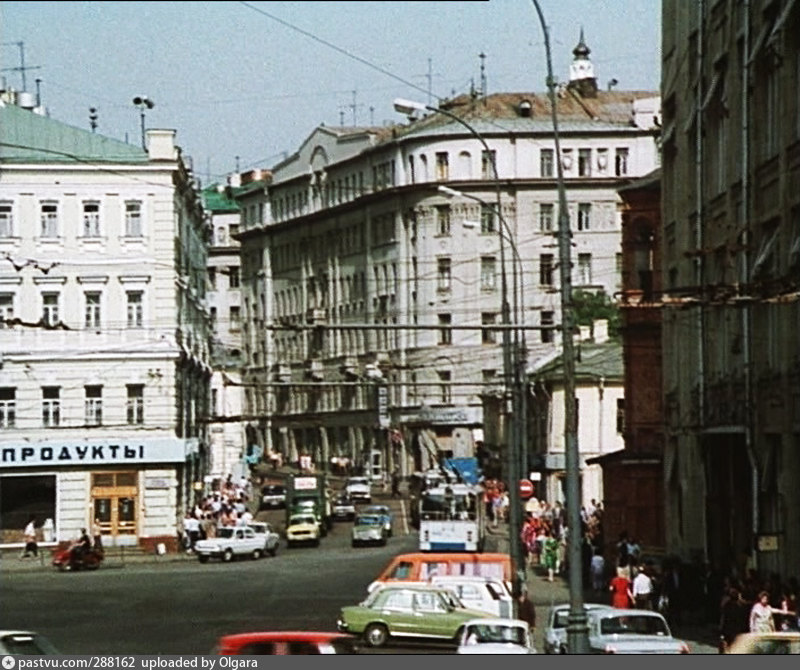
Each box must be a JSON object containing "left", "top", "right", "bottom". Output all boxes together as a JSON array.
[{"left": 484, "top": 520, "right": 719, "bottom": 654}]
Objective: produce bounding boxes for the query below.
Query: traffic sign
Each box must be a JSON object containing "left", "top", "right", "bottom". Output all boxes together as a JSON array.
[{"left": 519, "top": 479, "right": 535, "bottom": 499}]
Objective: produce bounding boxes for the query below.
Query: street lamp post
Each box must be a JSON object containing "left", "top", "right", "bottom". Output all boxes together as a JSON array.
[
  {"left": 394, "top": 98, "right": 526, "bottom": 596},
  {"left": 132, "top": 95, "right": 154, "bottom": 150},
  {"left": 530, "top": 0, "right": 590, "bottom": 653}
]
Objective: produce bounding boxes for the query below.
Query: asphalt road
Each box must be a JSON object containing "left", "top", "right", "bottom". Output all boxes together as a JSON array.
[{"left": 0, "top": 500, "right": 453, "bottom": 655}]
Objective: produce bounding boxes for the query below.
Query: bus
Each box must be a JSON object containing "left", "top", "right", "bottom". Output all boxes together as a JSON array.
[{"left": 418, "top": 483, "right": 486, "bottom": 552}]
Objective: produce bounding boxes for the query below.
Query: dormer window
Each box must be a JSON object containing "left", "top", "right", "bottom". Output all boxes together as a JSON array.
[{"left": 518, "top": 100, "right": 532, "bottom": 117}]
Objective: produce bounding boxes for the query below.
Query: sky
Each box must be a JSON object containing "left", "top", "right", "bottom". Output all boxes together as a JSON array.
[{"left": 1, "top": 0, "right": 661, "bottom": 186}]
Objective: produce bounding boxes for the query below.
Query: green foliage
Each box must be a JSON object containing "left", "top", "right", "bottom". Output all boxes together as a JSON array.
[{"left": 572, "top": 289, "right": 621, "bottom": 340}]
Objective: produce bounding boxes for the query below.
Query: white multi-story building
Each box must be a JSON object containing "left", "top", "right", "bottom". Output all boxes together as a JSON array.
[
  {"left": 0, "top": 94, "right": 210, "bottom": 551},
  {"left": 202, "top": 170, "right": 269, "bottom": 480},
  {"left": 238, "top": 36, "right": 659, "bottom": 488}
]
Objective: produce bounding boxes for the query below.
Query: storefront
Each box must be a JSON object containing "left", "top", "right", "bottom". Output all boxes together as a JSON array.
[{"left": 0, "top": 437, "right": 200, "bottom": 552}]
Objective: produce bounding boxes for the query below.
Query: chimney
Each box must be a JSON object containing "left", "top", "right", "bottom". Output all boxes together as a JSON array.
[
  {"left": 579, "top": 325, "right": 591, "bottom": 341},
  {"left": 593, "top": 319, "right": 609, "bottom": 343},
  {"left": 144, "top": 129, "right": 178, "bottom": 160}
]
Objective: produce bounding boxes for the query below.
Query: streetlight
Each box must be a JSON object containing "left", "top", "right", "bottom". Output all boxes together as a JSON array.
[
  {"left": 132, "top": 95, "right": 154, "bottom": 150},
  {"left": 394, "top": 98, "right": 526, "bottom": 598},
  {"left": 530, "top": 0, "right": 589, "bottom": 653}
]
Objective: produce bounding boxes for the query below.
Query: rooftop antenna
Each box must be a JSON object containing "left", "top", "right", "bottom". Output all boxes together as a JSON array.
[
  {"left": 479, "top": 52, "right": 487, "bottom": 97},
  {"left": 235, "top": 155, "right": 240, "bottom": 172},
  {"left": 89, "top": 107, "right": 98, "bottom": 133},
  {"left": 35, "top": 77, "right": 42, "bottom": 106},
  {"left": 350, "top": 90, "right": 357, "bottom": 125},
  {"left": 369, "top": 105, "right": 375, "bottom": 125},
  {"left": 0, "top": 41, "right": 42, "bottom": 91}
]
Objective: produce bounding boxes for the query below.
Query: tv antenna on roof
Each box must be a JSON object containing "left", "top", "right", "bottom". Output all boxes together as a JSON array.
[{"left": 1, "top": 41, "right": 42, "bottom": 91}]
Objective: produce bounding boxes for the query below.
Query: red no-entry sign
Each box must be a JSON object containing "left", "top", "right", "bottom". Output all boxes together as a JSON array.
[{"left": 519, "top": 479, "right": 535, "bottom": 499}]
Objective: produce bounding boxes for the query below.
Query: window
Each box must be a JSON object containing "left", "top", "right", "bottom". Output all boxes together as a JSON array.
[
  {"left": 578, "top": 253, "right": 593, "bottom": 285},
  {"left": 480, "top": 256, "right": 496, "bottom": 290},
  {"left": 42, "top": 387, "right": 60, "bottom": 428},
  {"left": 0, "top": 387, "right": 16, "bottom": 428},
  {"left": 539, "top": 254, "right": 554, "bottom": 286},
  {"left": 541, "top": 310, "right": 554, "bottom": 343},
  {"left": 616, "top": 398, "right": 625, "bottom": 434},
  {"left": 764, "top": 64, "right": 779, "bottom": 158},
  {"left": 210, "top": 307, "right": 217, "bottom": 332},
  {"left": 0, "top": 293, "right": 14, "bottom": 328},
  {"left": 578, "top": 203, "right": 592, "bottom": 231},
  {"left": 0, "top": 202, "right": 13, "bottom": 237},
  {"left": 540, "top": 149, "right": 554, "bottom": 178},
  {"left": 615, "top": 148, "right": 629, "bottom": 176},
  {"left": 82, "top": 201, "right": 100, "bottom": 237},
  {"left": 480, "top": 204, "right": 496, "bottom": 233},
  {"left": 84, "top": 292, "right": 101, "bottom": 329},
  {"left": 481, "top": 312, "right": 497, "bottom": 344},
  {"left": 438, "top": 370, "right": 452, "bottom": 404},
  {"left": 208, "top": 267, "right": 216, "bottom": 290},
  {"left": 126, "top": 291, "right": 143, "bottom": 327},
  {"left": 229, "top": 223, "right": 240, "bottom": 239},
  {"left": 228, "top": 266, "right": 240, "bottom": 289},
  {"left": 578, "top": 148, "right": 592, "bottom": 176},
  {"left": 229, "top": 305, "right": 241, "bottom": 331},
  {"left": 42, "top": 292, "right": 59, "bottom": 327},
  {"left": 85, "top": 385, "right": 103, "bottom": 426},
  {"left": 40, "top": 202, "right": 58, "bottom": 238},
  {"left": 126, "top": 384, "right": 144, "bottom": 425},
  {"left": 481, "top": 150, "right": 497, "bottom": 179},
  {"left": 438, "top": 313, "right": 452, "bottom": 345},
  {"left": 435, "top": 152, "right": 449, "bottom": 180},
  {"left": 437, "top": 257, "right": 452, "bottom": 291},
  {"left": 435, "top": 205, "right": 451, "bottom": 236},
  {"left": 125, "top": 201, "right": 142, "bottom": 237},
  {"left": 539, "top": 204, "right": 554, "bottom": 232}
]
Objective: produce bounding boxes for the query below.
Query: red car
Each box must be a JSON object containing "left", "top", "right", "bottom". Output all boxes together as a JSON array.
[{"left": 212, "top": 631, "right": 359, "bottom": 655}]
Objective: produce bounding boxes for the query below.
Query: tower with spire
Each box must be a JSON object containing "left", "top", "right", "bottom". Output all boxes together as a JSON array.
[{"left": 568, "top": 28, "right": 598, "bottom": 98}]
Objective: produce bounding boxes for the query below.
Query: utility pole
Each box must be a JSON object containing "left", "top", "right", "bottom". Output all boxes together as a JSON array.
[{"left": 531, "top": 0, "right": 589, "bottom": 653}]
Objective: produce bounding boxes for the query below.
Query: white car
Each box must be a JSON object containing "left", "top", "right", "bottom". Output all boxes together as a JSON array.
[
  {"left": 430, "top": 576, "right": 513, "bottom": 618},
  {"left": 194, "top": 526, "right": 266, "bottom": 563},
  {"left": 586, "top": 608, "right": 691, "bottom": 654},
  {"left": 456, "top": 618, "right": 536, "bottom": 654},
  {"left": 247, "top": 521, "right": 280, "bottom": 556},
  {"left": 345, "top": 476, "right": 371, "bottom": 503},
  {"left": 545, "top": 603, "right": 611, "bottom": 654}
]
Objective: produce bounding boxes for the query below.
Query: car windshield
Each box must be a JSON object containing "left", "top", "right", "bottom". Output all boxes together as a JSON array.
[
  {"left": 348, "top": 478, "right": 368, "bottom": 486},
  {"left": 290, "top": 515, "right": 315, "bottom": 525},
  {"left": 364, "top": 507, "right": 388, "bottom": 515},
  {"left": 356, "top": 516, "right": 381, "bottom": 525},
  {"left": 263, "top": 486, "right": 284, "bottom": 494},
  {"left": 599, "top": 615, "right": 670, "bottom": 636},
  {"left": 464, "top": 624, "right": 526, "bottom": 646}
]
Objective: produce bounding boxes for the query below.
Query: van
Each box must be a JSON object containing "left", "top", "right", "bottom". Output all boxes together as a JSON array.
[{"left": 367, "top": 552, "right": 512, "bottom": 593}]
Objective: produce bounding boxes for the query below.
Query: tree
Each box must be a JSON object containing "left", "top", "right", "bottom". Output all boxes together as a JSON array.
[{"left": 572, "top": 289, "right": 620, "bottom": 340}]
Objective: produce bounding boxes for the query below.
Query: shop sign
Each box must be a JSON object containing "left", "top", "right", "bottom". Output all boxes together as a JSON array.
[{"left": 0, "top": 438, "right": 190, "bottom": 468}]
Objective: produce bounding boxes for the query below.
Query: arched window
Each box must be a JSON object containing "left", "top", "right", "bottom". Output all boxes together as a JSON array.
[{"left": 458, "top": 151, "right": 472, "bottom": 179}]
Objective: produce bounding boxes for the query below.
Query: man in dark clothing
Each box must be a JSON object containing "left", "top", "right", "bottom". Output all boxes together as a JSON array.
[{"left": 516, "top": 590, "right": 536, "bottom": 634}]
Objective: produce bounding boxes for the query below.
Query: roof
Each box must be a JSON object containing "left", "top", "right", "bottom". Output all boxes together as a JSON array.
[
  {"left": 0, "top": 102, "right": 148, "bottom": 164},
  {"left": 397, "top": 90, "right": 660, "bottom": 140},
  {"left": 202, "top": 185, "right": 240, "bottom": 213},
  {"left": 530, "top": 341, "right": 623, "bottom": 382}
]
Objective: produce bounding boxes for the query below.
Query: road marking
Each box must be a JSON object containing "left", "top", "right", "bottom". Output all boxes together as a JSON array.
[{"left": 400, "top": 499, "right": 409, "bottom": 535}]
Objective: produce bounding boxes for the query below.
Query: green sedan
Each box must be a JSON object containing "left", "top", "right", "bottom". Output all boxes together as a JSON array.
[{"left": 337, "top": 584, "right": 490, "bottom": 648}]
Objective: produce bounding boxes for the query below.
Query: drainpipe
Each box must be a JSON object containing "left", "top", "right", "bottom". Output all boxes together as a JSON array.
[
  {"left": 741, "top": 0, "right": 759, "bottom": 573},
  {"left": 695, "top": 0, "right": 707, "bottom": 563}
]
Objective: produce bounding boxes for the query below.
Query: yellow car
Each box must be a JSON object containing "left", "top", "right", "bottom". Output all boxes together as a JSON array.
[{"left": 285, "top": 513, "right": 321, "bottom": 548}]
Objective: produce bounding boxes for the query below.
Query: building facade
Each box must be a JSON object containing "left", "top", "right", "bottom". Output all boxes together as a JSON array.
[
  {"left": 237, "top": 38, "right": 660, "bottom": 484},
  {"left": 0, "top": 95, "right": 210, "bottom": 551},
  {"left": 661, "top": 0, "right": 800, "bottom": 575}
]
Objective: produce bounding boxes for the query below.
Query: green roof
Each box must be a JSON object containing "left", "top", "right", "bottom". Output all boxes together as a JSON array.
[
  {"left": 0, "top": 102, "right": 148, "bottom": 164},
  {"left": 202, "top": 184, "right": 240, "bottom": 213},
  {"left": 531, "top": 341, "right": 623, "bottom": 383}
]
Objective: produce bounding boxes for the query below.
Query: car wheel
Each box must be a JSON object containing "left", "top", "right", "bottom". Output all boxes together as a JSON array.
[
  {"left": 351, "top": 540, "right": 358, "bottom": 548},
  {"left": 314, "top": 538, "right": 320, "bottom": 547},
  {"left": 364, "top": 623, "right": 389, "bottom": 648},
  {"left": 198, "top": 555, "right": 209, "bottom": 564},
  {"left": 269, "top": 544, "right": 278, "bottom": 557},
  {"left": 252, "top": 549, "right": 262, "bottom": 560},
  {"left": 222, "top": 548, "right": 234, "bottom": 562},
  {"left": 559, "top": 644, "right": 567, "bottom": 654}
]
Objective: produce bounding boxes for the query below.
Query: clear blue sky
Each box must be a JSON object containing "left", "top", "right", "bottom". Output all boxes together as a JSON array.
[{"left": 1, "top": 1, "right": 661, "bottom": 186}]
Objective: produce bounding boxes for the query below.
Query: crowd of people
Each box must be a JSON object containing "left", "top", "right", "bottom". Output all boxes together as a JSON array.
[{"left": 179, "top": 474, "right": 253, "bottom": 552}]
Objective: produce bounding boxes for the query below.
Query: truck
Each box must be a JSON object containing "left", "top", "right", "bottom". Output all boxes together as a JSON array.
[{"left": 285, "top": 473, "right": 333, "bottom": 536}]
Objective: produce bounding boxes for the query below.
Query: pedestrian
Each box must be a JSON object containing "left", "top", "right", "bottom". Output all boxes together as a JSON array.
[
  {"left": 20, "top": 515, "right": 38, "bottom": 559},
  {"left": 391, "top": 468, "right": 401, "bottom": 498},
  {"left": 749, "top": 590, "right": 795, "bottom": 633},
  {"left": 542, "top": 528, "right": 559, "bottom": 583},
  {"left": 183, "top": 511, "right": 201, "bottom": 552},
  {"left": 590, "top": 548, "right": 606, "bottom": 593},
  {"left": 610, "top": 566, "right": 634, "bottom": 609},
  {"left": 516, "top": 589, "right": 536, "bottom": 634},
  {"left": 718, "top": 587, "right": 750, "bottom": 653},
  {"left": 92, "top": 517, "right": 104, "bottom": 552},
  {"left": 633, "top": 563, "right": 654, "bottom": 610}
]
